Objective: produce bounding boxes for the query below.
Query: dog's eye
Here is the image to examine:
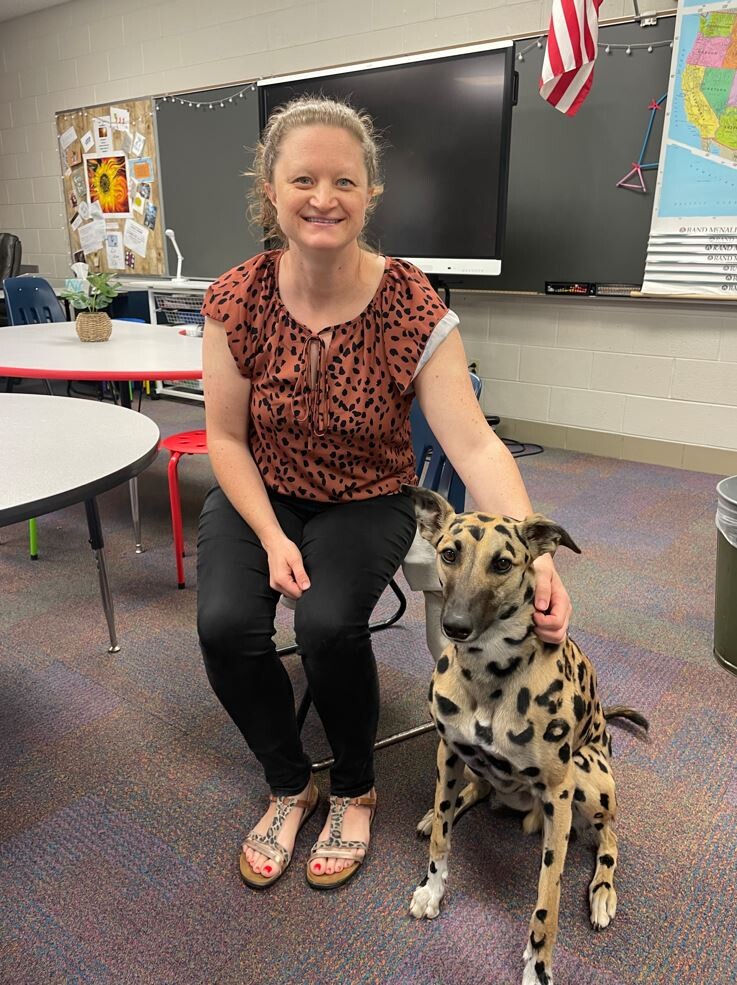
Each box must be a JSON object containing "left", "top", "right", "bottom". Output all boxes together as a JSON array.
[
  {"left": 492, "top": 557, "right": 512, "bottom": 573},
  {"left": 440, "top": 548, "right": 457, "bottom": 564}
]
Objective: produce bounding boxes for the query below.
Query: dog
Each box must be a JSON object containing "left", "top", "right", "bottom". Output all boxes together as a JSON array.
[{"left": 402, "top": 485, "right": 648, "bottom": 985}]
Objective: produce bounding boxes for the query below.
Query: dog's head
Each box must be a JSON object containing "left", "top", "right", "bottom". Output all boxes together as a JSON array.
[{"left": 402, "top": 485, "right": 580, "bottom": 644}]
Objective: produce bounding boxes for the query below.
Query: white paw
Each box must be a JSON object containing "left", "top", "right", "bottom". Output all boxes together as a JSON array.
[
  {"left": 409, "top": 881, "right": 444, "bottom": 919},
  {"left": 415, "top": 807, "right": 434, "bottom": 837},
  {"left": 522, "top": 956, "right": 553, "bottom": 985},
  {"left": 589, "top": 884, "right": 617, "bottom": 930}
]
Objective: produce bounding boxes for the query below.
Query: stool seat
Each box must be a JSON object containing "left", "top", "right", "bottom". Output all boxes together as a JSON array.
[
  {"left": 161, "top": 428, "right": 208, "bottom": 588},
  {"left": 161, "top": 429, "right": 207, "bottom": 455}
]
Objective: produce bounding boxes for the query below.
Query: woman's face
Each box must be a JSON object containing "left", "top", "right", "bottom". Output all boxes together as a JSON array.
[{"left": 265, "top": 124, "right": 374, "bottom": 255}]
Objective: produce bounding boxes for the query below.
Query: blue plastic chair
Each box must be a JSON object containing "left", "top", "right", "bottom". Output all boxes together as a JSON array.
[
  {"left": 3, "top": 277, "right": 66, "bottom": 559},
  {"left": 3, "top": 275, "right": 65, "bottom": 325}
]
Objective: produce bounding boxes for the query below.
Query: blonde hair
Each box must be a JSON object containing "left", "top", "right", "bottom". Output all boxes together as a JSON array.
[{"left": 248, "top": 95, "right": 384, "bottom": 248}]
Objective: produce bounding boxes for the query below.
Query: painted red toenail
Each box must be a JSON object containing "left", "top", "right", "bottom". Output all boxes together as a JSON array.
[
  {"left": 264, "top": 865, "right": 272, "bottom": 874},
  {"left": 315, "top": 863, "right": 322, "bottom": 871}
]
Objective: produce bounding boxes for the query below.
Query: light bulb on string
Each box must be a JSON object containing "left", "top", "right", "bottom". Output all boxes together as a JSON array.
[
  {"left": 626, "top": 46, "right": 632, "bottom": 55},
  {"left": 517, "top": 52, "right": 524, "bottom": 62},
  {"left": 605, "top": 44, "right": 611, "bottom": 53},
  {"left": 648, "top": 45, "right": 653, "bottom": 53}
]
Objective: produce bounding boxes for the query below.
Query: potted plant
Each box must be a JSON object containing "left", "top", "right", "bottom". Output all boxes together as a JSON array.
[{"left": 60, "top": 270, "right": 121, "bottom": 342}]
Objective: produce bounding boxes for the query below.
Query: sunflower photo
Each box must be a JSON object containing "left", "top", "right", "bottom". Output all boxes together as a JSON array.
[{"left": 83, "top": 153, "right": 131, "bottom": 218}]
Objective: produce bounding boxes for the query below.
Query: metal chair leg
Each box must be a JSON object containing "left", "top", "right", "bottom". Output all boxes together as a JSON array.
[{"left": 129, "top": 476, "right": 143, "bottom": 554}]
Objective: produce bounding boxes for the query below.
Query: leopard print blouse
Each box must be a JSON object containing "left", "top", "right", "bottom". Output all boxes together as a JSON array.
[{"left": 200, "top": 250, "right": 459, "bottom": 502}]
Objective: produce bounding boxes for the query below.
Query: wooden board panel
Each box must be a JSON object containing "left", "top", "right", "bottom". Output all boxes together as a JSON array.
[{"left": 55, "top": 98, "right": 166, "bottom": 277}]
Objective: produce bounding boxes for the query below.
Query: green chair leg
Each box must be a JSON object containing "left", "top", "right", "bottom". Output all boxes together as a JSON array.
[{"left": 29, "top": 517, "right": 38, "bottom": 560}]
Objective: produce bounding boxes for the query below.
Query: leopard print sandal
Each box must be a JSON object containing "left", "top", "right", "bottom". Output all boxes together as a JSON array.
[
  {"left": 306, "top": 790, "right": 377, "bottom": 891},
  {"left": 239, "top": 779, "right": 319, "bottom": 889}
]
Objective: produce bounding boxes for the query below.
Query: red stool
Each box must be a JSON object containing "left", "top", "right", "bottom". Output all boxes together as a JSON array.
[{"left": 160, "top": 429, "right": 207, "bottom": 588}]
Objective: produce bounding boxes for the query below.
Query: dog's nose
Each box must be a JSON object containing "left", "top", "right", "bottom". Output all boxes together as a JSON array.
[{"left": 442, "top": 617, "right": 473, "bottom": 641}]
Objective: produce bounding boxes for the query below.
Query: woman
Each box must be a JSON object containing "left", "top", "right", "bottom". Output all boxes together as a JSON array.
[{"left": 197, "top": 96, "right": 572, "bottom": 891}]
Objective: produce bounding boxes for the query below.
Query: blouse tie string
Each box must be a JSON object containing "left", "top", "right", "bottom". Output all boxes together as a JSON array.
[{"left": 293, "top": 332, "right": 331, "bottom": 437}]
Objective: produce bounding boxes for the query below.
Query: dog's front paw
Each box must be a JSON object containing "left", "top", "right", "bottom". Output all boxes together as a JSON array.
[
  {"left": 522, "top": 954, "right": 553, "bottom": 985},
  {"left": 409, "top": 879, "right": 444, "bottom": 919},
  {"left": 589, "top": 881, "right": 617, "bottom": 930},
  {"left": 415, "top": 807, "right": 434, "bottom": 837}
]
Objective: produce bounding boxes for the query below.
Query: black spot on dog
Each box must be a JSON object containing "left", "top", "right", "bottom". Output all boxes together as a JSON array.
[
  {"left": 594, "top": 822, "right": 604, "bottom": 830},
  {"left": 517, "top": 687, "right": 531, "bottom": 715},
  {"left": 535, "top": 679, "right": 564, "bottom": 707},
  {"left": 488, "top": 754, "right": 513, "bottom": 775},
  {"left": 447, "top": 778, "right": 457, "bottom": 789},
  {"left": 559, "top": 789, "right": 570, "bottom": 799},
  {"left": 521, "top": 766, "right": 540, "bottom": 777},
  {"left": 573, "top": 693, "right": 586, "bottom": 721},
  {"left": 543, "top": 802, "right": 554, "bottom": 817},
  {"left": 436, "top": 695, "right": 460, "bottom": 716},
  {"left": 467, "top": 525, "right": 484, "bottom": 541},
  {"left": 505, "top": 626, "right": 534, "bottom": 646},
  {"left": 574, "top": 788, "right": 586, "bottom": 802},
  {"left": 598, "top": 854, "right": 615, "bottom": 867},
  {"left": 597, "top": 760, "right": 609, "bottom": 774},
  {"left": 535, "top": 960, "right": 550, "bottom": 984},
  {"left": 442, "top": 821, "right": 449, "bottom": 836},
  {"left": 508, "top": 723, "right": 534, "bottom": 745},
  {"left": 446, "top": 753, "right": 459, "bottom": 768},
  {"left": 494, "top": 523, "right": 512, "bottom": 537},
  {"left": 487, "top": 657, "right": 522, "bottom": 677},
  {"left": 438, "top": 801, "right": 450, "bottom": 813},
  {"left": 475, "top": 721, "right": 493, "bottom": 744},
  {"left": 428, "top": 681, "right": 434, "bottom": 702},
  {"left": 429, "top": 860, "right": 437, "bottom": 873},
  {"left": 600, "top": 793, "right": 610, "bottom": 810},
  {"left": 530, "top": 931, "right": 546, "bottom": 951},
  {"left": 468, "top": 646, "right": 482, "bottom": 653},
  {"left": 461, "top": 667, "right": 473, "bottom": 681},
  {"left": 456, "top": 742, "right": 476, "bottom": 757},
  {"left": 436, "top": 655, "right": 449, "bottom": 674},
  {"left": 543, "top": 719, "right": 570, "bottom": 742},
  {"left": 534, "top": 781, "right": 546, "bottom": 791},
  {"left": 578, "top": 662, "right": 586, "bottom": 686},
  {"left": 437, "top": 722, "right": 446, "bottom": 734},
  {"left": 544, "top": 849, "right": 554, "bottom": 867},
  {"left": 536, "top": 908, "right": 548, "bottom": 921},
  {"left": 419, "top": 875, "right": 428, "bottom": 887},
  {"left": 559, "top": 742, "right": 571, "bottom": 763},
  {"left": 591, "top": 880, "right": 611, "bottom": 894},
  {"left": 490, "top": 688, "right": 503, "bottom": 700},
  {"left": 499, "top": 604, "right": 519, "bottom": 620},
  {"left": 524, "top": 584, "right": 535, "bottom": 604},
  {"left": 574, "top": 753, "right": 591, "bottom": 773}
]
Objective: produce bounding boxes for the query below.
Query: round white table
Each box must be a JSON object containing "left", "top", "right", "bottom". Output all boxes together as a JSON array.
[
  {"left": 0, "top": 319, "right": 202, "bottom": 552},
  {"left": 0, "top": 320, "right": 202, "bottom": 384},
  {"left": 0, "top": 394, "right": 161, "bottom": 652}
]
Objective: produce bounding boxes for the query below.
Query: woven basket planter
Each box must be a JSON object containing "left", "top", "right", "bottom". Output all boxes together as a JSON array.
[{"left": 75, "top": 311, "right": 112, "bottom": 342}]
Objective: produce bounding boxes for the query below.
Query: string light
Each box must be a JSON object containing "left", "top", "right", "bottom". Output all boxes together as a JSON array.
[
  {"left": 516, "top": 34, "right": 672, "bottom": 60},
  {"left": 156, "top": 81, "right": 258, "bottom": 111}
]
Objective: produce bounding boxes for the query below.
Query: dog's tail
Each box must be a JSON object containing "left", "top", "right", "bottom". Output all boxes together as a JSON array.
[{"left": 604, "top": 706, "right": 649, "bottom": 732}]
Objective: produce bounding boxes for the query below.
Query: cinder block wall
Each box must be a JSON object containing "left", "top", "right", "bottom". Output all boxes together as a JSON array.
[{"left": 3, "top": 0, "right": 734, "bottom": 472}]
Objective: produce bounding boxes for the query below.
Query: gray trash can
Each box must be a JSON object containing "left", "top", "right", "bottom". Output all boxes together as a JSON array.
[{"left": 714, "top": 475, "right": 737, "bottom": 675}]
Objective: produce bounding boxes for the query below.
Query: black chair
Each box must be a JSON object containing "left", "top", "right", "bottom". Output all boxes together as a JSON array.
[{"left": 0, "top": 233, "right": 22, "bottom": 280}]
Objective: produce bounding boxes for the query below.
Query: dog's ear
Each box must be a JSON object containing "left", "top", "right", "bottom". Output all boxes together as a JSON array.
[
  {"left": 400, "top": 484, "right": 455, "bottom": 542},
  {"left": 520, "top": 513, "right": 581, "bottom": 559}
]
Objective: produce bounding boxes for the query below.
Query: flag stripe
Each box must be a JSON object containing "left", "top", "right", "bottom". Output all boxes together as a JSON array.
[{"left": 539, "top": 0, "right": 602, "bottom": 117}]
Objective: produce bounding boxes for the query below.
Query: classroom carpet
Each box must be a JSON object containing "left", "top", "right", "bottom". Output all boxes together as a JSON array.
[{"left": 1, "top": 392, "right": 736, "bottom": 985}]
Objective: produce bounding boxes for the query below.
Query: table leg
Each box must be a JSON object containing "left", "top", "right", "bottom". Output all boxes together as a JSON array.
[
  {"left": 84, "top": 497, "right": 120, "bottom": 654},
  {"left": 119, "top": 383, "right": 145, "bottom": 554},
  {"left": 129, "top": 476, "right": 143, "bottom": 554}
]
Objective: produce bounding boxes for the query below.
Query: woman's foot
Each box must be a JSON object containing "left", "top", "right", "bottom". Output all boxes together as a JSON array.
[
  {"left": 307, "top": 789, "right": 377, "bottom": 888},
  {"left": 241, "top": 779, "right": 317, "bottom": 884}
]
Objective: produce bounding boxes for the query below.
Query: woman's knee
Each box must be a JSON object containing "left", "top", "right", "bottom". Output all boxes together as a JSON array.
[
  {"left": 197, "top": 600, "right": 272, "bottom": 664},
  {"left": 294, "top": 605, "right": 368, "bottom": 658}
]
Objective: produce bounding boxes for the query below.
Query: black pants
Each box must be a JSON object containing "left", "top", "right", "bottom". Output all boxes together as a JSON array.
[{"left": 197, "top": 486, "right": 417, "bottom": 797}]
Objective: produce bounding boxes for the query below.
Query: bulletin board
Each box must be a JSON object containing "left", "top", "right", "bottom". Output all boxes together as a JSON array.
[{"left": 55, "top": 98, "right": 166, "bottom": 276}]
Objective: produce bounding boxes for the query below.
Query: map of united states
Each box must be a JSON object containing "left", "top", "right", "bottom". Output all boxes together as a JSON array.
[{"left": 684, "top": 11, "right": 737, "bottom": 161}]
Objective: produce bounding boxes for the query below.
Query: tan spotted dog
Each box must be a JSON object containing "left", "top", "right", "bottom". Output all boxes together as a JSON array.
[{"left": 402, "top": 485, "right": 648, "bottom": 985}]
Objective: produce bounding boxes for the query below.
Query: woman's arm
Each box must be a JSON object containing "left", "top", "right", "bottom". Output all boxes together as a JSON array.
[
  {"left": 413, "top": 328, "right": 572, "bottom": 642},
  {"left": 203, "top": 316, "right": 310, "bottom": 597}
]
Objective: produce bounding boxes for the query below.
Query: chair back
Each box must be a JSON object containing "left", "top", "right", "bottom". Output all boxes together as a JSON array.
[
  {"left": 3, "top": 276, "right": 65, "bottom": 325},
  {"left": 0, "top": 233, "right": 22, "bottom": 280},
  {"left": 410, "top": 371, "right": 482, "bottom": 512}
]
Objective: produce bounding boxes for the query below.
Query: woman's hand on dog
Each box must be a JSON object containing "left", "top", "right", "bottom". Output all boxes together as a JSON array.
[{"left": 531, "top": 555, "right": 572, "bottom": 643}]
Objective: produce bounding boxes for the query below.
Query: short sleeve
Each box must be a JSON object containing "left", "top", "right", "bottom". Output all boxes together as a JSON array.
[
  {"left": 200, "top": 252, "right": 273, "bottom": 378},
  {"left": 381, "top": 259, "right": 460, "bottom": 394}
]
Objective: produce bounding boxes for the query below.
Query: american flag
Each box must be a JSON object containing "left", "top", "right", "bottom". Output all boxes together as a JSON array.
[{"left": 539, "top": 0, "right": 604, "bottom": 116}]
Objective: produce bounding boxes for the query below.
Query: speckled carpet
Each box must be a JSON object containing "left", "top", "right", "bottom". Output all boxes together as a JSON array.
[{"left": 1, "top": 389, "right": 736, "bottom": 985}]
